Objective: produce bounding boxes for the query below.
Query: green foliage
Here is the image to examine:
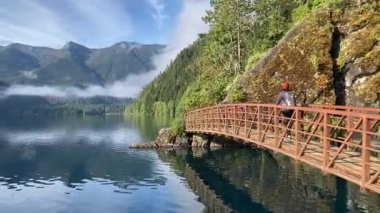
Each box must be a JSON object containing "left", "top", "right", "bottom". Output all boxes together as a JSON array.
[
  {"left": 203, "top": 0, "right": 255, "bottom": 75},
  {"left": 180, "top": 0, "right": 301, "bottom": 109},
  {"left": 152, "top": 102, "right": 169, "bottom": 117},
  {"left": 172, "top": 115, "right": 185, "bottom": 135},
  {"left": 125, "top": 39, "right": 204, "bottom": 117},
  {"left": 252, "top": 0, "right": 301, "bottom": 50},
  {"left": 128, "top": 0, "right": 345, "bottom": 133},
  {"left": 230, "top": 86, "right": 247, "bottom": 102},
  {"left": 376, "top": 29, "right": 380, "bottom": 41},
  {"left": 179, "top": 71, "right": 235, "bottom": 110},
  {"left": 310, "top": 0, "right": 343, "bottom": 8},
  {"left": 309, "top": 54, "right": 320, "bottom": 70},
  {"left": 245, "top": 51, "right": 266, "bottom": 71},
  {"left": 292, "top": 5, "right": 310, "bottom": 23},
  {"left": 292, "top": 0, "right": 346, "bottom": 23}
]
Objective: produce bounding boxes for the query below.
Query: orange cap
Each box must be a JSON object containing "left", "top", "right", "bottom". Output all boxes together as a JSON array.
[{"left": 281, "top": 82, "right": 289, "bottom": 91}]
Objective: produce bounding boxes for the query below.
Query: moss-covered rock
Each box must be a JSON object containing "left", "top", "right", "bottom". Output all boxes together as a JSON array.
[
  {"left": 226, "top": 3, "right": 380, "bottom": 107},
  {"left": 335, "top": 5, "right": 380, "bottom": 106},
  {"left": 156, "top": 128, "right": 176, "bottom": 145},
  {"left": 337, "top": 27, "right": 379, "bottom": 67},
  {"left": 226, "top": 9, "right": 334, "bottom": 104}
]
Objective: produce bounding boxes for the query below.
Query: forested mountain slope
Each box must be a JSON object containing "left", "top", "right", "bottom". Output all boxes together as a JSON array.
[
  {"left": 127, "top": 0, "right": 380, "bottom": 132},
  {"left": 126, "top": 39, "right": 204, "bottom": 117}
]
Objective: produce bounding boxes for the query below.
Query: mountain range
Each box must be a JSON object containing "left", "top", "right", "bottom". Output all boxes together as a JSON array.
[
  {"left": 0, "top": 41, "right": 165, "bottom": 115},
  {"left": 0, "top": 41, "right": 165, "bottom": 86}
]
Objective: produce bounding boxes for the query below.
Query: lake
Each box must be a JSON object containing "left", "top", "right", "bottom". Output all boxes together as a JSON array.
[{"left": 0, "top": 115, "right": 379, "bottom": 212}]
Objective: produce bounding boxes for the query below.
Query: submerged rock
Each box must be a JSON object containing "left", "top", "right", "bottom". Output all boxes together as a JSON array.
[
  {"left": 130, "top": 143, "right": 158, "bottom": 149},
  {"left": 130, "top": 128, "right": 191, "bottom": 149}
]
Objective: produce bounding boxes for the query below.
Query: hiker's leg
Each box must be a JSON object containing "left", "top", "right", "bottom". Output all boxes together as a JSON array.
[{"left": 284, "top": 111, "right": 293, "bottom": 136}]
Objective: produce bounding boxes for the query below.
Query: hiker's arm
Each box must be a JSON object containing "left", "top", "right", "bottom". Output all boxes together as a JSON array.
[{"left": 276, "top": 93, "right": 283, "bottom": 105}]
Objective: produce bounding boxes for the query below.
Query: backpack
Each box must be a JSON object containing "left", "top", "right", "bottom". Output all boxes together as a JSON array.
[{"left": 282, "top": 91, "right": 295, "bottom": 107}]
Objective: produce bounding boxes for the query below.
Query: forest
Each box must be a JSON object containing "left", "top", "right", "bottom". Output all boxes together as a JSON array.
[{"left": 126, "top": 0, "right": 380, "bottom": 133}]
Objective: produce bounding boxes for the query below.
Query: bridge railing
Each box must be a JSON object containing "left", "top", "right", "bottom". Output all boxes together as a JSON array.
[{"left": 185, "top": 104, "right": 380, "bottom": 193}]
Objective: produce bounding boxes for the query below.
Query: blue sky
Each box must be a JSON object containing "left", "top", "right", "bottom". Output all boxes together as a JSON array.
[{"left": 0, "top": 0, "right": 209, "bottom": 48}]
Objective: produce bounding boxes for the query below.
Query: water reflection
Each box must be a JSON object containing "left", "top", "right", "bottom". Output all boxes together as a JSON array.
[
  {"left": 2, "top": 114, "right": 378, "bottom": 212},
  {"left": 127, "top": 114, "right": 172, "bottom": 142},
  {"left": 0, "top": 115, "right": 203, "bottom": 212},
  {"left": 158, "top": 148, "right": 380, "bottom": 213}
]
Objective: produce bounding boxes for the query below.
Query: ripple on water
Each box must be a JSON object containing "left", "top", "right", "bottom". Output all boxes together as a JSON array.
[{"left": 0, "top": 116, "right": 204, "bottom": 212}]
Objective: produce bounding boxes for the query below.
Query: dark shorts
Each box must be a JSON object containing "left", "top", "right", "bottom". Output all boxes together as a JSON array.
[
  {"left": 281, "top": 110, "right": 294, "bottom": 126},
  {"left": 281, "top": 110, "right": 294, "bottom": 118}
]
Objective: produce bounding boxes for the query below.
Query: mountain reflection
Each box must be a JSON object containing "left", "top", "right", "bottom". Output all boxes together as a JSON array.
[{"left": 0, "top": 115, "right": 166, "bottom": 192}]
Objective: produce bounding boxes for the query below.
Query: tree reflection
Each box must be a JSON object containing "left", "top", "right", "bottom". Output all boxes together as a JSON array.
[{"left": 158, "top": 148, "right": 380, "bottom": 212}]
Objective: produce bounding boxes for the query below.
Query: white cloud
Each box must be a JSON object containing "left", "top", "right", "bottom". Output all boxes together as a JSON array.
[
  {"left": 0, "top": 0, "right": 210, "bottom": 99},
  {"left": 138, "top": 0, "right": 210, "bottom": 89},
  {"left": 0, "top": 1, "right": 76, "bottom": 47},
  {"left": 3, "top": 81, "right": 141, "bottom": 98},
  {"left": 0, "top": 0, "right": 132, "bottom": 48},
  {"left": 100, "top": 0, "right": 211, "bottom": 98},
  {"left": 61, "top": 0, "right": 133, "bottom": 47},
  {"left": 147, "top": 0, "right": 167, "bottom": 29}
]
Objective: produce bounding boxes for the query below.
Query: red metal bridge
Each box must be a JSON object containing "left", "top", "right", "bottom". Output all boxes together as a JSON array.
[{"left": 185, "top": 104, "right": 380, "bottom": 194}]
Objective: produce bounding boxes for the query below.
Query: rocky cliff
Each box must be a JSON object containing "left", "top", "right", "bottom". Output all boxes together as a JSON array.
[{"left": 226, "top": 2, "right": 380, "bottom": 107}]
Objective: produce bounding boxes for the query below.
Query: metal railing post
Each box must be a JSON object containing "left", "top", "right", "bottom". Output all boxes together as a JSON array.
[
  {"left": 225, "top": 106, "right": 228, "bottom": 133},
  {"left": 275, "top": 107, "right": 280, "bottom": 147},
  {"left": 361, "top": 115, "right": 370, "bottom": 189},
  {"left": 220, "top": 107, "right": 222, "bottom": 132},
  {"left": 295, "top": 108, "right": 301, "bottom": 158},
  {"left": 347, "top": 114, "right": 354, "bottom": 150},
  {"left": 323, "top": 112, "right": 330, "bottom": 173},
  {"left": 234, "top": 105, "right": 237, "bottom": 135},
  {"left": 244, "top": 105, "right": 247, "bottom": 137},
  {"left": 258, "top": 106, "right": 263, "bottom": 144}
]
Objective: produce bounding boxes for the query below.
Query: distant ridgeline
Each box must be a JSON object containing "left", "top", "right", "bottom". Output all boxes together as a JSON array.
[
  {"left": 126, "top": 0, "right": 380, "bottom": 133},
  {"left": 0, "top": 41, "right": 164, "bottom": 115},
  {"left": 0, "top": 86, "right": 133, "bottom": 115}
]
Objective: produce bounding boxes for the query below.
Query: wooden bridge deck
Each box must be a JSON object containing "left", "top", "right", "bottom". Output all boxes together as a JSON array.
[{"left": 185, "top": 104, "right": 380, "bottom": 194}]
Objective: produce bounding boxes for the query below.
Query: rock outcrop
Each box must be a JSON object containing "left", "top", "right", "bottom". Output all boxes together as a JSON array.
[
  {"left": 130, "top": 128, "right": 191, "bottom": 148},
  {"left": 226, "top": 3, "right": 380, "bottom": 107}
]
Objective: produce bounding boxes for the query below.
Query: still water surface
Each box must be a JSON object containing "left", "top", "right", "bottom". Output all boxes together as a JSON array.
[{"left": 0, "top": 115, "right": 379, "bottom": 212}]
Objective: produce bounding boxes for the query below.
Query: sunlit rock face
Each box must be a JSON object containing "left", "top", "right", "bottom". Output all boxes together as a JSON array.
[
  {"left": 227, "top": 3, "right": 380, "bottom": 107},
  {"left": 337, "top": 7, "right": 380, "bottom": 106}
]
